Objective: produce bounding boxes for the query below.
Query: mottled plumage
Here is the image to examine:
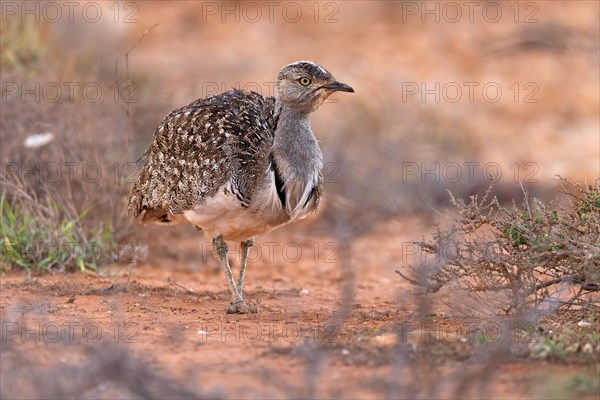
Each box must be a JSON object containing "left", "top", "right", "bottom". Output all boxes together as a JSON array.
[
  {"left": 128, "top": 90, "right": 276, "bottom": 220},
  {"left": 128, "top": 61, "right": 353, "bottom": 313}
]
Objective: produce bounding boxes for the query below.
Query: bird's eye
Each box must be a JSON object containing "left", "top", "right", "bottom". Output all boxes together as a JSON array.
[{"left": 298, "top": 77, "right": 311, "bottom": 86}]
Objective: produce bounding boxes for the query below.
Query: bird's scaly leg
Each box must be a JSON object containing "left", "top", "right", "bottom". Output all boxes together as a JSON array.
[
  {"left": 212, "top": 235, "right": 258, "bottom": 314},
  {"left": 237, "top": 239, "right": 253, "bottom": 299}
]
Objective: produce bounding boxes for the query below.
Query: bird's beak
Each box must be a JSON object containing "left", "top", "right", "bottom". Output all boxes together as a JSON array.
[{"left": 319, "top": 81, "right": 355, "bottom": 93}]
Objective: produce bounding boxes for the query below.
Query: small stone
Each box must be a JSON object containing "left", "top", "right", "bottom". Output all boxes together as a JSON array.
[
  {"left": 24, "top": 132, "right": 54, "bottom": 148},
  {"left": 300, "top": 288, "right": 310, "bottom": 296},
  {"left": 372, "top": 333, "right": 398, "bottom": 347},
  {"left": 582, "top": 343, "right": 594, "bottom": 354},
  {"left": 341, "top": 349, "right": 350, "bottom": 356},
  {"left": 566, "top": 343, "right": 580, "bottom": 353},
  {"left": 577, "top": 320, "right": 592, "bottom": 327}
]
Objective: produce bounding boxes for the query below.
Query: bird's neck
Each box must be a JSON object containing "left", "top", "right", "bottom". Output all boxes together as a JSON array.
[
  {"left": 270, "top": 103, "right": 323, "bottom": 217},
  {"left": 272, "top": 104, "right": 323, "bottom": 175},
  {"left": 274, "top": 103, "right": 311, "bottom": 134}
]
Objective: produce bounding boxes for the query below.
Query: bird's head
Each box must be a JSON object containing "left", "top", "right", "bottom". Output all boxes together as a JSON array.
[{"left": 275, "top": 61, "right": 354, "bottom": 114}]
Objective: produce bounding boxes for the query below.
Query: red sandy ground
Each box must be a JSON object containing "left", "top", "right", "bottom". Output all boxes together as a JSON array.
[{"left": 1, "top": 219, "right": 595, "bottom": 399}]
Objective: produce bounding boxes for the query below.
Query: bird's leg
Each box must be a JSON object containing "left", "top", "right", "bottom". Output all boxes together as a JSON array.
[
  {"left": 212, "top": 235, "right": 239, "bottom": 302},
  {"left": 212, "top": 235, "right": 258, "bottom": 314},
  {"left": 237, "top": 239, "right": 253, "bottom": 299}
]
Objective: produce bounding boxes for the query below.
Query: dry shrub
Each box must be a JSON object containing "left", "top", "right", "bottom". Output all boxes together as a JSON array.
[{"left": 397, "top": 177, "right": 600, "bottom": 314}]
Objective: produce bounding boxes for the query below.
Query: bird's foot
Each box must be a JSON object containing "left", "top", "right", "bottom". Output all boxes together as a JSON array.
[{"left": 226, "top": 300, "right": 259, "bottom": 314}]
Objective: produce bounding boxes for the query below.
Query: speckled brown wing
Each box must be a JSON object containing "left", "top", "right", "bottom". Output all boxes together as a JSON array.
[{"left": 127, "top": 90, "right": 277, "bottom": 223}]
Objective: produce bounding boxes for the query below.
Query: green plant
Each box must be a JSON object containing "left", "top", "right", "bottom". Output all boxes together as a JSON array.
[
  {"left": 1, "top": 192, "right": 113, "bottom": 272},
  {"left": 530, "top": 336, "right": 568, "bottom": 360}
]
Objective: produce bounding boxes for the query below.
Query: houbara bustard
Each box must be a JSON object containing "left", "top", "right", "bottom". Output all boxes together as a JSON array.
[{"left": 128, "top": 61, "right": 354, "bottom": 313}]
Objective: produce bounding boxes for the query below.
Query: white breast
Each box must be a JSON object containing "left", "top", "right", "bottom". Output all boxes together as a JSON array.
[
  {"left": 182, "top": 175, "right": 286, "bottom": 241},
  {"left": 182, "top": 162, "right": 319, "bottom": 241}
]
